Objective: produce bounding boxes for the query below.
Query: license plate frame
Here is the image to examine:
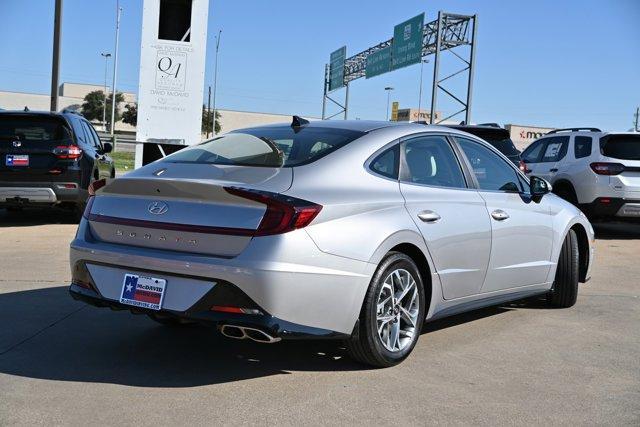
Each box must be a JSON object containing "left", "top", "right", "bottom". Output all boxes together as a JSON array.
[{"left": 119, "top": 273, "right": 167, "bottom": 311}]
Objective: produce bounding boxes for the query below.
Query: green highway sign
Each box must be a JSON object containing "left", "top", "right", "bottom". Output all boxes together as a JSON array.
[
  {"left": 365, "top": 46, "right": 391, "bottom": 79},
  {"left": 329, "top": 46, "right": 346, "bottom": 92},
  {"left": 391, "top": 13, "right": 424, "bottom": 70}
]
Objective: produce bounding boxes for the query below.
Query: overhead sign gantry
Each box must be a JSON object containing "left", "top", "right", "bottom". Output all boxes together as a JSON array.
[{"left": 322, "top": 11, "right": 477, "bottom": 124}]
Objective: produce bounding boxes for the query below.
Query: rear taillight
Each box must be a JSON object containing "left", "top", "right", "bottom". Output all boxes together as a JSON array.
[
  {"left": 224, "top": 187, "right": 322, "bottom": 236},
  {"left": 519, "top": 160, "right": 530, "bottom": 173},
  {"left": 590, "top": 162, "right": 625, "bottom": 175},
  {"left": 54, "top": 145, "right": 82, "bottom": 160},
  {"left": 88, "top": 178, "right": 107, "bottom": 196}
]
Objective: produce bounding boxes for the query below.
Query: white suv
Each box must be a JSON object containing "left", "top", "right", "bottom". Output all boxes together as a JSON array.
[{"left": 520, "top": 128, "right": 640, "bottom": 220}]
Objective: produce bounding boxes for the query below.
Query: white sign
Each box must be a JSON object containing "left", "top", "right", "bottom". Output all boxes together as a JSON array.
[{"left": 135, "top": 0, "right": 209, "bottom": 168}]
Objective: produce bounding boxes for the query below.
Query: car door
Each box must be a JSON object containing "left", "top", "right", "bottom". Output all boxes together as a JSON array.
[
  {"left": 399, "top": 134, "right": 492, "bottom": 300},
  {"left": 533, "top": 136, "right": 569, "bottom": 183},
  {"left": 454, "top": 136, "right": 554, "bottom": 292},
  {"left": 82, "top": 120, "right": 110, "bottom": 179}
]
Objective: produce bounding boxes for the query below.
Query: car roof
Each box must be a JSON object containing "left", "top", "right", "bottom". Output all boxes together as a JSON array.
[
  {"left": 238, "top": 119, "right": 417, "bottom": 134},
  {"left": 0, "top": 110, "right": 79, "bottom": 120}
]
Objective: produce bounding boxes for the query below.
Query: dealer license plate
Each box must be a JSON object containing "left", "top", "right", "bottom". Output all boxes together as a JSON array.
[{"left": 120, "top": 273, "right": 167, "bottom": 311}]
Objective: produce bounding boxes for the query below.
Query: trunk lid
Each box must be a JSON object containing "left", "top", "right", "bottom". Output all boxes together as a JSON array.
[{"left": 87, "top": 162, "right": 292, "bottom": 257}]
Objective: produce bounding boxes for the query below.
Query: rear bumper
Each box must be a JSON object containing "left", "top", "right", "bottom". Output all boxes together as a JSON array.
[
  {"left": 581, "top": 197, "right": 640, "bottom": 220},
  {"left": 69, "top": 219, "right": 375, "bottom": 335},
  {"left": 69, "top": 283, "right": 348, "bottom": 340},
  {"left": 0, "top": 181, "right": 82, "bottom": 205}
]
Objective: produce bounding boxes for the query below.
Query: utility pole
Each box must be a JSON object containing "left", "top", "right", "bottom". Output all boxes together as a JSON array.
[
  {"left": 207, "top": 86, "right": 212, "bottom": 138},
  {"left": 101, "top": 52, "right": 111, "bottom": 131},
  {"left": 634, "top": 107, "right": 639, "bottom": 132},
  {"left": 50, "top": 0, "right": 63, "bottom": 111},
  {"left": 212, "top": 30, "right": 222, "bottom": 135},
  {"left": 110, "top": 1, "right": 122, "bottom": 136}
]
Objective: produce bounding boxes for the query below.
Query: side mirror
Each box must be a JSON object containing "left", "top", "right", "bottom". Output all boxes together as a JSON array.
[
  {"left": 530, "top": 175, "right": 552, "bottom": 202},
  {"left": 102, "top": 142, "right": 113, "bottom": 154}
]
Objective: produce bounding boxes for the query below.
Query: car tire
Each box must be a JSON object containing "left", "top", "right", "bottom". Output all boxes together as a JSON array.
[
  {"left": 147, "top": 314, "right": 196, "bottom": 327},
  {"left": 346, "top": 252, "right": 426, "bottom": 368},
  {"left": 548, "top": 229, "right": 579, "bottom": 308}
]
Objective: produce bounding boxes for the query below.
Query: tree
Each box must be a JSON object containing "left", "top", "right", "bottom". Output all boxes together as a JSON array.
[
  {"left": 122, "top": 103, "right": 137, "bottom": 126},
  {"left": 201, "top": 105, "right": 221, "bottom": 135},
  {"left": 81, "top": 90, "right": 125, "bottom": 126}
]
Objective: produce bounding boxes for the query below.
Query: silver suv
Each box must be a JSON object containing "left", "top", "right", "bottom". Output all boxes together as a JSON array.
[{"left": 521, "top": 128, "right": 640, "bottom": 220}]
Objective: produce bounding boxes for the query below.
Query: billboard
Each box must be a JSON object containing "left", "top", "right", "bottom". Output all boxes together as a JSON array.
[
  {"left": 391, "top": 13, "right": 424, "bottom": 70},
  {"left": 135, "top": 0, "right": 209, "bottom": 167},
  {"left": 329, "top": 46, "right": 346, "bottom": 92}
]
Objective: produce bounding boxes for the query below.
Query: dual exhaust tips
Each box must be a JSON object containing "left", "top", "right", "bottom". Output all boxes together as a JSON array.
[{"left": 220, "top": 324, "right": 281, "bottom": 344}]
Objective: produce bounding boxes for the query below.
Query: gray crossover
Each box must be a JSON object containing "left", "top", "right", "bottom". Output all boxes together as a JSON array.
[{"left": 69, "top": 119, "right": 594, "bottom": 367}]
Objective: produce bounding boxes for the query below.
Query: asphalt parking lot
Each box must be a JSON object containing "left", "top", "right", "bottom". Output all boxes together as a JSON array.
[{"left": 0, "top": 208, "right": 638, "bottom": 425}]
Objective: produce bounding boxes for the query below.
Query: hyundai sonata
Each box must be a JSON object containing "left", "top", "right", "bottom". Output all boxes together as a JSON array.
[{"left": 69, "top": 118, "right": 594, "bottom": 367}]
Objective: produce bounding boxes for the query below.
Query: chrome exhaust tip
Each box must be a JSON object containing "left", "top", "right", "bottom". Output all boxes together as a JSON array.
[{"left": 219, "top": 325, "right": 281, "bottom": 344}]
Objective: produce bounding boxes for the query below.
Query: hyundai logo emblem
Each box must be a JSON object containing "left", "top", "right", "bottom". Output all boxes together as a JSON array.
[
  {"left": 148, "top": 201, "right": 169, "bottom": 215},
  {"left": 12, "top": 140, "right": 21, "bottom": 148}
]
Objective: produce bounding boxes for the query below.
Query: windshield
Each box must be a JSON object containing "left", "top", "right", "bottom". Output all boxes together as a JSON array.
[
  {"left": 0, "top": 115, "right": 71, "bottom": 143},
  {"left": 164, "top": 126, "right": 365, "bottom": 167},
  {"left": 601, "top": 134, "right": 640, "bottom": 160}
]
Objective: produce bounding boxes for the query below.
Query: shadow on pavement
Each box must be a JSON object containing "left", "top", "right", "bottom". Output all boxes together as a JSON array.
[
  {"left": 0, "top": 207, "right": 77, "bottom": 226},
  {"left": 0, "top": 285, "right": 523, "bottom": 387}
]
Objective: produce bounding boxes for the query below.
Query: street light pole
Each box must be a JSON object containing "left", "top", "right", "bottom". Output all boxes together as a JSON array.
[
  {"left": 384, "top": 87, "right": 394, "bottom": 121},
  {"left": 417, "top": 59, "right": 429, "bottom": 121},
  {"left": 110, "top": 1, "right": 122, "bottom": 136},
  {"left": 101, "top": 52, "right": 111, "bottom": 131},
  {"left": 211, "top": 30, "right": 222, "bottom": 135}
]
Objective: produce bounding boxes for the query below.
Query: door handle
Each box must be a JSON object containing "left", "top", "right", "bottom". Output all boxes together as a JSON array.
[
  {"left": 549, "top": 168, "right": 558, "bottom": 172},
  {"left": 491, "top": 209, "right": 510, "bottom": 221},
  {"left": 418, "top": 210, "right": 441, "bottom": 223}
]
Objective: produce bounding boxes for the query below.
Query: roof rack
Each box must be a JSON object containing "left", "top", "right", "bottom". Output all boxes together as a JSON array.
[{"left": 547, "top": 127, "right": 601, "bottom": 134}]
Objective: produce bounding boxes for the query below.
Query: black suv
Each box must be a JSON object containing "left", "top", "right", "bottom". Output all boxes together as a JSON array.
[
  {"left": 442, "top": 124, "right": 521, "bottom": 165},
  {"left": 0, "top": 110, "right": 114, "bottom": 218}
]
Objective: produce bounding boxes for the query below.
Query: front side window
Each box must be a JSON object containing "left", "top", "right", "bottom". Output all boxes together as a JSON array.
[
  {"left": 574, "top": 136, "right": 592, "bottom": 159},
  {"left": 401, "top": 135, "right": 466, "bottom": 188},
  {"left": 521, "top": 139, "right": 546, "bottom": 163},
  {"left": 456, "top": 137, "right": 522, "bottom": 193},
  {"left": 540, "top": 136, "right": 569, "bottom": 162},
  {"left": 164, "top": 126, "right": 365, "bottom": 167}
]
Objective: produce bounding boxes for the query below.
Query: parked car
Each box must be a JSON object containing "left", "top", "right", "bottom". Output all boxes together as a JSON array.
[
  {"left": 0, "top": 110, "right": 114, "bottom": 219},
  {"left": 69, "top": 118, "right": 593, "bottom": 367},
  {"left": 520, "top": 127, "right": 640, "bottom": 220},
  {"left": 440, "top": 123, "right": 521, "bottom": 165}
]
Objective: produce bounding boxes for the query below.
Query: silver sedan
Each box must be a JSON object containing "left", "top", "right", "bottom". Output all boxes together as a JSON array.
[{"left": 69, "top": 119, "right": 594, "bottom": 367}]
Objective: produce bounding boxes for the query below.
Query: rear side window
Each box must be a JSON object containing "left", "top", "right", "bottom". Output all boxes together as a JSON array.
[
  {"left": 164, "top": 126, "right": 365, "bottom": 167},
  {"left": 370, "top": 145, "right": 399, "bottom": 179},
  {"left": 540, "top": 136, "right": 569, "bottom": 162},
  {"left": 401, "top": 135, "right": 466, "bottom": 188},
  {"left": 601, "top": 135, "right": 640, "bottom": 160},
  {"left": 522, "top": 139, "right": 546, "bottom": 163},
  {"left": 0, "top": 115, "right": 71, "bottom": 143},
  {"left": 574, "top": 136, "right": 592, "bottom": 159}
]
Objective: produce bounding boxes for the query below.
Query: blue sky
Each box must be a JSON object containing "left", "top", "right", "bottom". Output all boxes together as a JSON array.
[{"left": 0, "top": 0, "right": 638, "bottom": 131}]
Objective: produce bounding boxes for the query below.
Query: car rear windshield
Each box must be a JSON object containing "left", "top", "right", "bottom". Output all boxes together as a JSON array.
[
  {"left": 0, "top": 115, "right": 71, "bottom": 143},
  {"left": 164, "top": 126, "right": 365, "bottom": 167},
  {"left": 456, "top": 128, "right": 520, "bottom": 156},
  {"left": 601, "top": 134, "right": 640, "bottom": 160}
]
